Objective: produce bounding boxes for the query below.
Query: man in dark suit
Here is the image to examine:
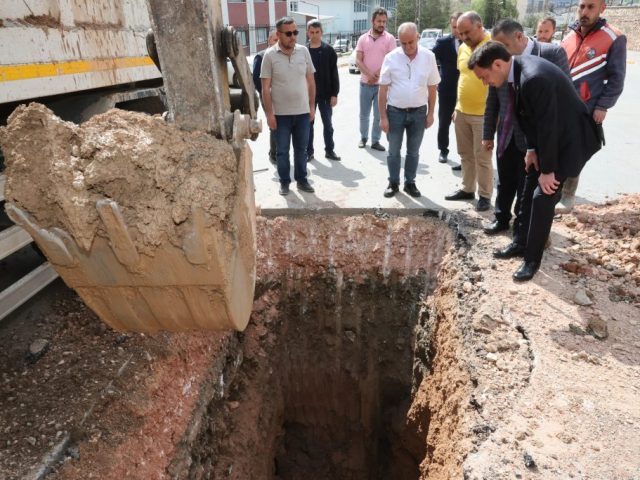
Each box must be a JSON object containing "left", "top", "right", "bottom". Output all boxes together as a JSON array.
[
  {"left": 432, "top": 12, "right": 462, "bottom": 164},
  {"left": 469, "top": 42, "right": 601, "bottom": 280},
  {"left": 482, "top": 19, "right": 570, "bottom": 235}
]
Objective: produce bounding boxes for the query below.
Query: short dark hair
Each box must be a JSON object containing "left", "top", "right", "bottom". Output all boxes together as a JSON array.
[
  {"left": 539, "top": 16, "right": 557, "bottom": 30},
  {"left": 450, "top": 11, "right": 463, "bottom": 22},
  {"left": 276, "top": 16, "right": 295, "bottom": 30},
  {"left": 467, "top": 41, "right": 511, "bottom": 69},
  {"left": 492, "top": 18, "right": 524, "bottom": 37},
  {"left": 307, "top": 19, "right": 322, "bottom": 31},
  {"left": 372, "top": 7, "right": 388, "bottom": 22}
]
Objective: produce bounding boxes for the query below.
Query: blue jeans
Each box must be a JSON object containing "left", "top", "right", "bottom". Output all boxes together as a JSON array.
[
  {"left": 307, "top": 98, "right": 335, "bottom": 155},
  {"left": 359, "top": 83, "right": 381, "bottom": 143},
  {"left": 386, "top": 105, "right": 427, "bottom": 185},
  {"left": 275, "top": 114, "right": 310, "bottom": 185}
]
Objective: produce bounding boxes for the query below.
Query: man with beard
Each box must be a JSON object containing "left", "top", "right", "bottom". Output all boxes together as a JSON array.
[
  {"left": 558, "top": 0, "right": 627, "bottom": 213},
  {"left": 355, "top": 7, "right": 396, "bottom": 152}
]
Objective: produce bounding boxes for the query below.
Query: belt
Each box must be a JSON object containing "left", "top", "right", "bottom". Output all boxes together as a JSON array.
[{"left": 388, "top": 105, "right": 426, "bottom": 113}]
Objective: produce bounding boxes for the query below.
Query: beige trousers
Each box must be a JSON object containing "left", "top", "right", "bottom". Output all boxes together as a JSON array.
[{"left": 454, "top": 110, "right": 493, "bottom": 199}]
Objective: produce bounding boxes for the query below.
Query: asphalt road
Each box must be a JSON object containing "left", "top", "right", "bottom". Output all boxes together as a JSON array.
[{"left": 251, "top": 51, "right": 639, "bottom": 213}]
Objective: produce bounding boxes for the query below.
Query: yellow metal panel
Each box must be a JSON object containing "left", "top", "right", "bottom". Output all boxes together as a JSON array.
[{"left": 0, "top": 56, "right": 155, "bottom": 83}]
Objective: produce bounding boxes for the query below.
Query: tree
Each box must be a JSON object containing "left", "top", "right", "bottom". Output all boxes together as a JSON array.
[
  {"left": 470, "top": 0, "right": 519, "bottom": 27},
  {"left": 395, "top": 0, "right": 451, "bottom": 30}
]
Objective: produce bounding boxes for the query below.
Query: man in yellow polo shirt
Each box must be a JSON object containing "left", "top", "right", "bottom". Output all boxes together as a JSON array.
[{"left": 445, "top": 11, "right": 493, "bottom": 211}]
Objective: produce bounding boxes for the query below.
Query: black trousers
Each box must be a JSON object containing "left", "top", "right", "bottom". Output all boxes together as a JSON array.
[
  {"left": 494, "top": 138, "right": 526, "bottom": 225},
  {"left": 437, "top": 94, "right": 456, "bottom": 154},
  {"left": 513, "top": 168, "right": 565, "bottom": 263}
]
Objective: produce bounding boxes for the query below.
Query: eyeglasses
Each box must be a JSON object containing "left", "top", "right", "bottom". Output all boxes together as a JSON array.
[{"left": 279, "top": 30, "right": 299, "bottom": 37}]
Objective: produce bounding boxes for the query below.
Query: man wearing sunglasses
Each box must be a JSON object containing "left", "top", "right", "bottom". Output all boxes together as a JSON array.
[{"left": 261, "top": 17, "right": 317, "bottom": 196}]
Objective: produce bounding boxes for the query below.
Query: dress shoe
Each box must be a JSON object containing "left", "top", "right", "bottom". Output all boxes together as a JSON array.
[
  {"left": 513, "top": 261, "right": 541, "bottom": 281},
  {"left": 438, "top": 151, "right": 448, "bottom": 163},
  {"left": 297, "top": 181, "right": 315, "bottom": 193},
  {"left": 383, "top": 182, "right": 399, "bottom": 198},
  {"left": 358, "top": 138, "right": 367, "bottom": 148},
  {"left": 403, "top": 182, "right": 421, "bottom": 198},
  {"left": 371, "top": 142, "right": 386, "bottom": 152},
  {"left": 445, "top": 189, "right": 474, "bottom": 201},
  {"left": 279, "top": 183, "right": 290, "bottom": 196},
  {"left": 483, "top": 220, "right": 510, "bottom": 235},
  {"left": 307, "top": 154, "right": 315, "bottom": 163},
  {"left": 476, "top": 196, "right": 491, "bottom": 212},
  {"left": 451, "top": 164, "right": 462, "bottom": 171},
  {"left": 325, "top": 151, "right": 341, "bottom": 161},
  {"left": 493, "top": 242, "right": 526, "bottom": 259}
]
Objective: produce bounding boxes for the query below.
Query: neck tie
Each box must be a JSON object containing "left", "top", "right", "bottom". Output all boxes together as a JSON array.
[{"left": 497, "top": 83, "right": 515, "bottom": 158}]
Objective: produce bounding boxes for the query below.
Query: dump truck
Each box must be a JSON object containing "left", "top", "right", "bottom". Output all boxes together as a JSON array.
[{"left": 1, "top": 0, "right": 261, "bottom": 332}]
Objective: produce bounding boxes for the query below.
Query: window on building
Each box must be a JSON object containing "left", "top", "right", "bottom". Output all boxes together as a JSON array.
[
  {"left": 353, "top": 19, "right": 367, "bottom": 32},
  {"left": 353, "top": 0, "right": 367, "bottom": 13},
  {"left": 256, "top": 27, "right": 269, "bottom": 44},
  {"left": 228, "top": 0, "right": 246, "bottom": 3},
  {"left": 379, "top": 0, "right": 396, "bottom": 11},
  {"left": 290, "top": 1, "right": 298, "bottom": 11},
  {"left": 236, "top": 29, "right": 249, "bottom": 47}
]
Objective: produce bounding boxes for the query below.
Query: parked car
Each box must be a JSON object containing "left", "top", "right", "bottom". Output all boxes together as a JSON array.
[
  {"left": 348, "top": 50, "right": 359, "bottom": 74},
  {"left": 419, "top": 28, "right": 442, "bottom": 50},
  {"left": 333, "top": 38, "right": 350, "bottom": 53}
]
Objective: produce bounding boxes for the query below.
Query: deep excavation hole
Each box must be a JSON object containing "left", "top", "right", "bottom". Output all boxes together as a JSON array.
[{"left": 186, "top": 215, "right": 456, "bottom": 479}]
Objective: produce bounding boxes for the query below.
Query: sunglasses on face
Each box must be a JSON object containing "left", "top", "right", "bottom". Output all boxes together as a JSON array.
[{"left": 279, "top": 30, "right": 299, "bottom": 37}]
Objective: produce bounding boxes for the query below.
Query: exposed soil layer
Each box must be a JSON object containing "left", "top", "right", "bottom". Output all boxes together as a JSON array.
[
  {"left": 2, "top": 197, "right": 638, "bottom": 479},
  {"left": 1, "top": 215, "right": 471, "bottom": 479}
]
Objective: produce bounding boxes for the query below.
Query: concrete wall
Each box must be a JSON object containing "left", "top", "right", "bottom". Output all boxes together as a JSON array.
[{"left": 605, "top": 6, "right": 640, "bottom": 51}]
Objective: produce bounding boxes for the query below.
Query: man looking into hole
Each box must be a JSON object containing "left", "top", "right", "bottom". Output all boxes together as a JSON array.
[
  {"left": 305, "top": 20, "right": 341, "bottom": 163},
  {"left": 378, "top": 22, "right": 440, "bottom": 199},
  {"left": 355, "top": 7, "right": 396, "bottom": 152},
  {"left": 261, "top": 17, "right": 316, "bottom": 196},
  {"left": 444, "top": 11, "right": 493, "bottom": 212},
  {"left": 557, "top": 0, "right": 627, "bottom": 213},
  {"left": 469, "top": 41, "right": 601, "bottom": 281}
]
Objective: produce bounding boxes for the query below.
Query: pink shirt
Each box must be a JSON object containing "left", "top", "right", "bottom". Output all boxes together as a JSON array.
[{"left": 355, "top": 30, "right": 396, "bottom": 84}]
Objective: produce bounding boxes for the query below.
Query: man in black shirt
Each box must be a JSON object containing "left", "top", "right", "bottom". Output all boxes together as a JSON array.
[{"left": 306, "top": 20, "right": 341, "bottom": 162}]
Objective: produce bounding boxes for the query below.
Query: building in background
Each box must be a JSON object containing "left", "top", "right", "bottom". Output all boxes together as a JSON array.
[
  {"left": 223, "top": 0, "right": 288, "bottom": 54},
  {"left": 223, "top": 0, "right": 397, "bottom": 54}
]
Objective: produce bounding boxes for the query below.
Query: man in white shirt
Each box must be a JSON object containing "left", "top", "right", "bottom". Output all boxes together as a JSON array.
[{"left": 378, "top": 23, "right": 441, "bottom": 198}]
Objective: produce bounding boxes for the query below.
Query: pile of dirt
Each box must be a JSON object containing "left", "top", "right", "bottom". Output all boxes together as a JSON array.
[
  {"left": 558, "top": 194, "right": 640, "bottom": 305},
  {"left": 0, "top": 103, "right": 238, "bottom": 255}
]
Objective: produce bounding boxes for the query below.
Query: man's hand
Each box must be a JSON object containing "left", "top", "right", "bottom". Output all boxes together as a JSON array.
[
  {"left": 425, "top": 113, "right": 434, "bottom": 129},
  {"left": 267, "top": 113, "right": 277, "bottom": 131},
  {"left": 593, "top": 108, "right": 607, "bottom": 124},
  {"left": 309, "top": 108, "right": 315, "bottom": 123},
  {"left": 330, "top": 96, "right": 338, "bottom": 107},
  {"left": 482, "top": 140, "right": 494, "bottom": 151},
  {"left": 380, "top": 117, "right": 389, "bottom": 134},
  {"left": 525, "top": 150, "right": 539, "bottom": 172},
  {"left": 369, "top": 71, "right": 380, "bottom": 85},
  {"left": 538, "top": 172, "right": 560, "bottom": 195},
  {"left": 451, "top": 110, "right": 456, "bottom": 122}
]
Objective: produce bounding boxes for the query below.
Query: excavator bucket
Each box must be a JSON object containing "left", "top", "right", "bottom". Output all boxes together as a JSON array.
[{"left": 0, "top": 0, "right": 261, "bottom": 332}]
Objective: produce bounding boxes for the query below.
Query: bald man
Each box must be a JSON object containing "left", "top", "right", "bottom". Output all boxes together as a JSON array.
[
  {"left": 444, "top": 11, "right": 493, "bottom": 212},
  {"left": 378, "top": 23, "right": 440, "bottom": 198}
]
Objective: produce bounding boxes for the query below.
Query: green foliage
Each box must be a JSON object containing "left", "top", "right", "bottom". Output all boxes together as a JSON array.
[
  {"left": 470, "top": 0, "right": 519, "bottom": 27},
  {"left": 395, "top": 0, "right": 453, "bottom": 30}
]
